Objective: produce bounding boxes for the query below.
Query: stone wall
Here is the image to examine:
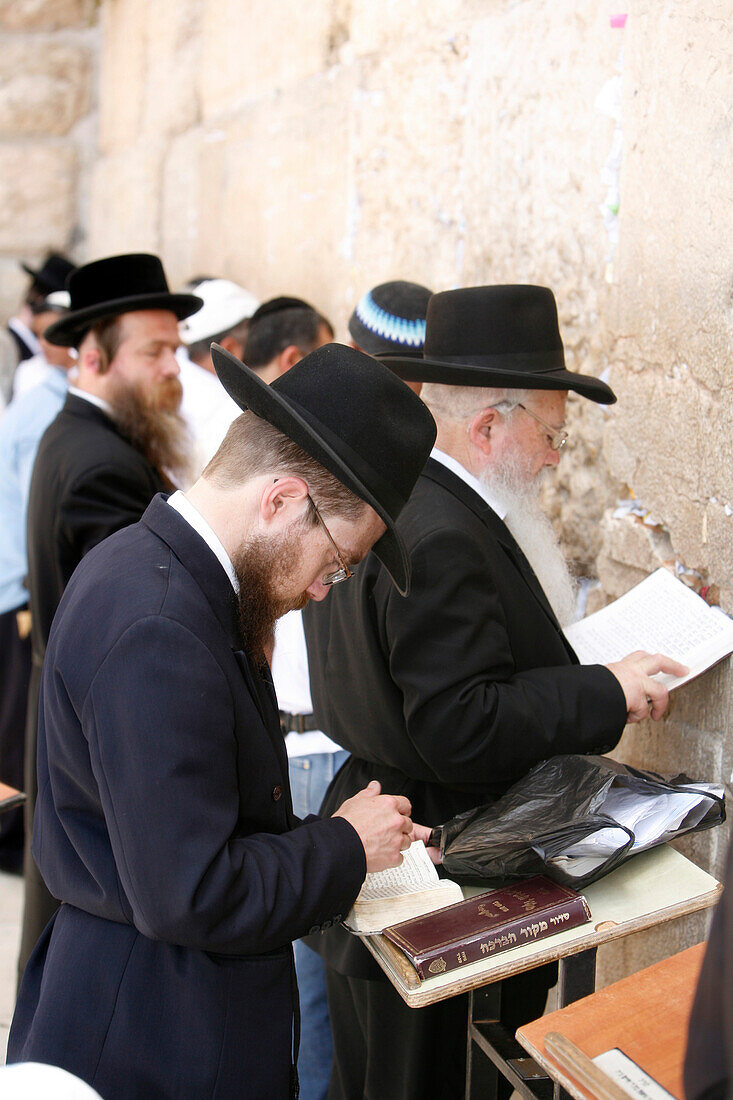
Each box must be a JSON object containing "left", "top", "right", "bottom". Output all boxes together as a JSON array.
[
  {"left": 0, "top": 0, "right": 97, "bottom": 316},
  {"left": 8, "top": 0, "right": 733, "bottom": 987}
]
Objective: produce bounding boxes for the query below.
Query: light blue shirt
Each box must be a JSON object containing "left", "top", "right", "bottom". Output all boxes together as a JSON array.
[{"left": 0, "top": 368, "right": 68, "bottom": 614}]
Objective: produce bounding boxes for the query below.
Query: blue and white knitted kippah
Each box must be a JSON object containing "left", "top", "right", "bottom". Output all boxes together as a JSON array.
[{"left": 355, "top": 290, "right": 427, "bottom": 348}]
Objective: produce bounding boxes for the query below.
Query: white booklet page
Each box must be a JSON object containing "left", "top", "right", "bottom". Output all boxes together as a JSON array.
[{"left": 564, "top": 567, "right": 733, "bottom": 689}]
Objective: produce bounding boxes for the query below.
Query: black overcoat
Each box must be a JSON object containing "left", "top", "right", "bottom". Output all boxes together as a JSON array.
[
  {"left": 9, "top": 496, "right": 366, "bottom": 1099},
  {"left": 19, "top": 393, "right": 169, "bottom": 973},
  {"left": 304, "top": 458, "right": 628, "bottom": 976}
]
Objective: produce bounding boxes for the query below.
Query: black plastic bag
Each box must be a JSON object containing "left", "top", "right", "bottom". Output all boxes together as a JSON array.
[{"left": 435, "top": 755, "right": 725, "bottom": 890}]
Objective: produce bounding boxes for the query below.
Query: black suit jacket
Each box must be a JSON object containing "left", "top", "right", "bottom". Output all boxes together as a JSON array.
[
  {"left": 26, "top": 392, "right": 168, "bottom": 662},
  {"left": 9, "top": 496, "right": 365, "bottom": 1099},
  {"left": 304, "top": 458, "right": 627, "bottom": 976}
]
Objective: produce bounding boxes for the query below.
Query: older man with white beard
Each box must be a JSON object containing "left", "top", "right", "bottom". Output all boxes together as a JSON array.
[{"left": 302, "top": 285, "right": 685, "bottom": 1100}]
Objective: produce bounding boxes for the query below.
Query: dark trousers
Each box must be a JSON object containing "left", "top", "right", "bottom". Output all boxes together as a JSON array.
[
  {"left": 0, "top": 606, "right": 31, "bottom": 872},
  {"left": 325, "top": 964, "right": 555, "bottom": 1100},
  {"left": 17, "top": 659, "right": 59, "bottom": 988}
]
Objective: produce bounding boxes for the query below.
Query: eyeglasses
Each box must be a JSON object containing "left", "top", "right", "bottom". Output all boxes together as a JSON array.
[
  {"left": 516, "top": 403, "right": 568, "bottom": 451},
  {"left": 307, "top": 496, "right": 353, "bottom": 586}
]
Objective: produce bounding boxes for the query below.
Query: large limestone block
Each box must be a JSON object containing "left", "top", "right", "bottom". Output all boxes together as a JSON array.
[
  {"left": 348, "top": 0, "right": 472, "bottom": 58},
  {"left": 200, "top": 0, "right": 334, "bottom": 120},
  {"left": 0, "top": 0, "right": 95, "bottom": 30},
  {"left": 99, "top": 0, "right": 202, "bottom": 150},
  {"left": 98, "top": 0, "right": 148, "bottom": 152},
  {"left": 0, "top": 143, "right": 76, "bottom": 252},
  {"left": 139, "top": 0, "right": 202, "bottom": 142},
  {"left": 348, "top": 41, "right": 469, "bottom": 298},
  {"left": 88, "top": 143, "right": 164, "bottom": 257},
  {"left": 603, "top": 364, "right": 733, "bottom": 601},
  {"left": 180, "top": 69, "right": 354, "bottom": 323},
  {"left": 0, "top": 257, "right": 32, "bottom": 322},
  {"left": 614, "top": 4, "right": 733, "bottom": 393},
  {"left": 0, "top": 40, "right": 93, "bottom": 137},
  {"left": 461, "top": 5, "right": 617, "bottom": 295},
  {"left": 160, "top": 128, "right": 208, "bottom": 289}
]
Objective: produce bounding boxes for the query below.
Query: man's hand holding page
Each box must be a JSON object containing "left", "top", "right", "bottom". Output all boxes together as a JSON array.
[
  {"left": 607, "top": 651, "right": 689, "bottom": 722},
  {"left": 333, "top": 780, "right": 437, "bottom": 872}
]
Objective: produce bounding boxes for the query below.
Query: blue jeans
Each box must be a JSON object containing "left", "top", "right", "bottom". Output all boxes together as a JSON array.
[{"left": 289, "top": 749, "right": 349, "bottom": 1100}]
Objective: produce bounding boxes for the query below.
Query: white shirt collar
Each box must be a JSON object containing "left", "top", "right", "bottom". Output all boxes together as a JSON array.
[
  {"left": 166, "top": 490, "right": 239, "bottom": 593},
  {"left": 430, "top": 448, "right": 507, "bottom": 520},
  {"left": 8, "top": 317, "right": 40, "bottom": 356},
  {"left": 68, "top": 385, "right": 114, "bottom": 416}
]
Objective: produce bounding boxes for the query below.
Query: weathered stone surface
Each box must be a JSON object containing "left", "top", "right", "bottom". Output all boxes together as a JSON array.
[
  {"left": 0, "top": 40, "right": 92, "bottom": 137},
  {"left": 174, "top": 69, "right": 355, "bottom": 323},
  {"left": 88, "top": 143, "right": 164, "bottom": 256},
  {"left": 612, "top": 3, "right": 732, "bottom": 394},
  {"left": 348, "top": 0, "right": 473, "bottom": 58},
  {"left": 139, "top": 0, "right": 202, "bottom": 142},
  {"left": 0, "top": 257, "right": 32, "bottom": 323},
  {"left": 98, "top": 0, "right": 149, "bottom": 152},
  {"left": 99, "top": 0, "right": 201, "bottom": 152},
  {"left": 199, "top": 0, "right": 334, "bottom": 121},
  {"left": 0, "top": 0, "right": 95, "bottom": 30},
  {"left": 603, "top": 366, "right": 733, "bottom": 604},
  {"left": 0, "top": 143, "right": 76, "bottom": 252}
]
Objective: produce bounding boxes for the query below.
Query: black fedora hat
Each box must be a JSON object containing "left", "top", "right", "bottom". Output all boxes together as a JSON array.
[
  {"left": 21, "top": 251, "right": 76, "bottom": 294},
  {"left": 380, "top": 285, "right": 616, "bottom": 404},
  {"left": 44, "top": 253, "right": 203, "bottom": 348},
  {"left": 348, "top": 280, "right": 432, "bottom": 358},
  {"left": 211, "top": 341, "right": 437, "bottom": 595}
]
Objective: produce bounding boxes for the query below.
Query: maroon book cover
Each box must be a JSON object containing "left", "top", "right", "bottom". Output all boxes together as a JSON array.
[{"left": 382, "top": 875, "right": 591, "bottom": 980}]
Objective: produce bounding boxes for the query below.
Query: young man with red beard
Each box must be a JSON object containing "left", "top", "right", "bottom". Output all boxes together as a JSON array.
[
  {"left": 18, "top": 253, "right": 202, "bottom": 982},
  {"left": 8, "top": 342, "right": 437, "bottom": 1100}
]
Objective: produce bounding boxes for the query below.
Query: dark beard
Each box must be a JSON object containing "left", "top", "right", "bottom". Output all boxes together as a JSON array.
[
  {"left": 231, "top": 526, "right": 309, "bottom": 663},
  {"left": 107, "top": 376, "right": 193, "bottom": 488}
]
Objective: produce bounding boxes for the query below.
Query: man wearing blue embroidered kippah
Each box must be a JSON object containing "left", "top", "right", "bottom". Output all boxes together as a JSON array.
[
  {"left": 348, "top": 280, "right": 432, "bottom": 395},
  {"left": 271, "top": 279, "right": 432, "bottom": 1100}
]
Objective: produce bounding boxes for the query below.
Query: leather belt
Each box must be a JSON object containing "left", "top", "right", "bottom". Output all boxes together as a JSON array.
[{"left": 279, "top": 710, "right": 319, "bottom": 736}]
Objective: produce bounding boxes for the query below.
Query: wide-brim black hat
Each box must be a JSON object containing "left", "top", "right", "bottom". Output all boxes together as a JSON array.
[
  {"left": 380, "top": 285, "right": 616, "bottom": 404},
  {"left": 211, "top": 342, "right": 437, "bottom": 595},
  {"left": 348, "top": 280, "right": 432, "bottom": 358},
  {"left": 45, "top": 253, "right": 202, "bottom": 348},
  {"left": 21, "top": 251, "right": 76, "bottom": 294}
]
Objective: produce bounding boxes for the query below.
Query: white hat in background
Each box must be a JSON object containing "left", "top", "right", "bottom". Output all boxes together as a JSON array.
[
  {"left": 44, "top": 290, "right": 71, "bottom": 311},
  {"left": 179, "top": 279, "right": 260, "bottom": 345}
]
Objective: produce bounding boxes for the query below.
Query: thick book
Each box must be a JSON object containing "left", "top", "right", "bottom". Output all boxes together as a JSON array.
[
  {"left": 564, "top": 567, "right": 733, "bottom": 691},
  {"left": 382, "top": 875, "right": 591, "bottom": 979}
]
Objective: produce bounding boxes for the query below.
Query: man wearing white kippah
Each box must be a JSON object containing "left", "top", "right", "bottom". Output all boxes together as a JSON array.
[{"left": 178, "top": 278, "right": 260, "bottom": 476}]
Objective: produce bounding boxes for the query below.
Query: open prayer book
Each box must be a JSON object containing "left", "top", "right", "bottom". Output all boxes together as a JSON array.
[
  {"left": 343, "top": 841, "right": 463, "bottom": 935},
  {"left": 565, "top": 567, "right": 733, "bottom": 690}
]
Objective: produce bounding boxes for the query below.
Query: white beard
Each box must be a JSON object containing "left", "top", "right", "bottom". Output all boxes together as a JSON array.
[{"left": 479, "top": 454, "right": 578, "bottom": 628}]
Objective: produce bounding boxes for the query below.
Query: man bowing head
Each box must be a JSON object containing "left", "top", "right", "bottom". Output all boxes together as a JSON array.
[{"left": 8, "top": 343, "right": 437, "bottom": 1100}]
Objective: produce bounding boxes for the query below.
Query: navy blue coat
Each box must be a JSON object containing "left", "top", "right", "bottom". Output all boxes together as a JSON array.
[{"left": 8, "top": 495, "right": 366, "bottom": 1099}]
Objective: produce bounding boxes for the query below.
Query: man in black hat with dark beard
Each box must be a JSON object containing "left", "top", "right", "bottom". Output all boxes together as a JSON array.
[
  {"left": 7, "top": 342, "right": 437, "bottom": 1100},
  {"left": 303, "top": 285, "right": 686, "bottom": 1099},
  {"left": 17, "top": 252, "right": 202, "bottom": 981}
]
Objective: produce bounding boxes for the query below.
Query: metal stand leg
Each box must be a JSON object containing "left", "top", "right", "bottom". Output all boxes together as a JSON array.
[
  {"left": 465, "top": 950, "right": 599, "bottom": 1100},
  {"left": 466, "top": 985, "right": 501, "bottom": 1099}
]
